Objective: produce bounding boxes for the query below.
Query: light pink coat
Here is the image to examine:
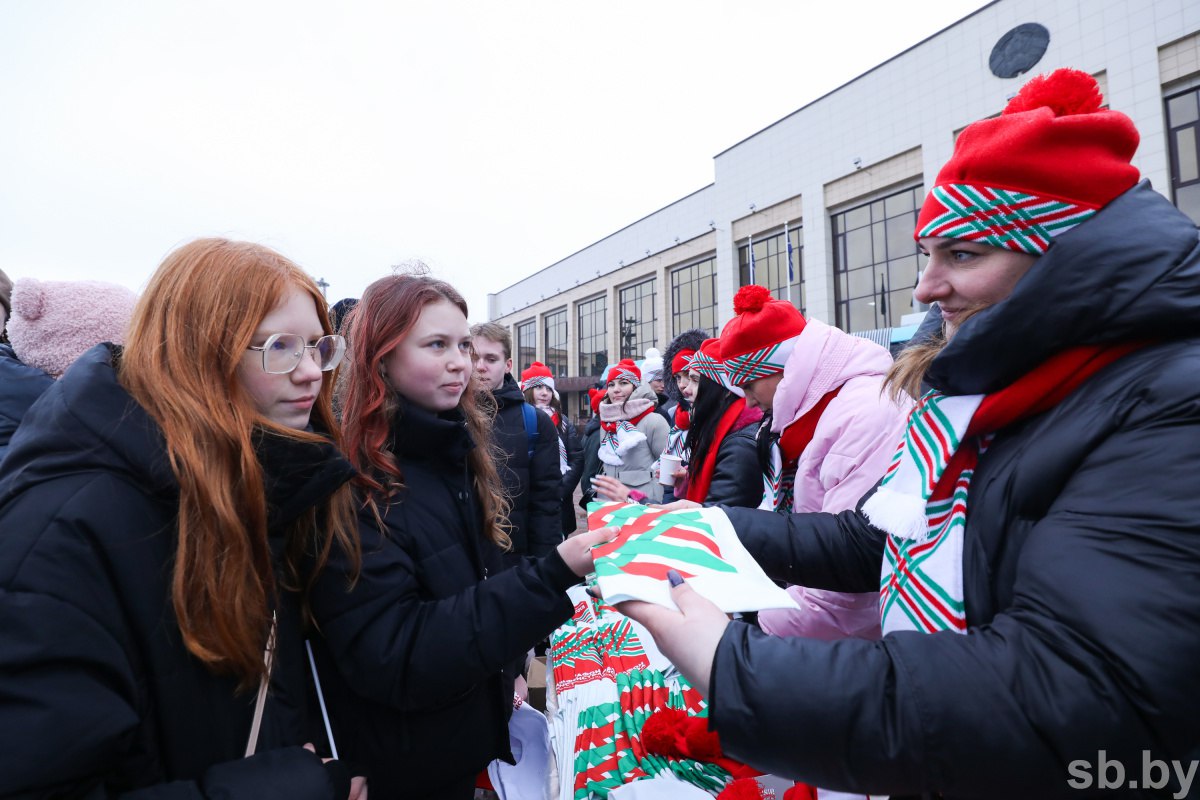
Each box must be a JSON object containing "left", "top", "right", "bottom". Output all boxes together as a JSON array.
[{"left": 756, "top": 318, "right": 912, "bottom": 641}]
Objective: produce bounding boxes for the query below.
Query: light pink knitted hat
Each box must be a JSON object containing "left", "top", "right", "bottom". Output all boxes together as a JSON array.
[{"left": 8, "top": 278, "right": 139, "bottom": 378}]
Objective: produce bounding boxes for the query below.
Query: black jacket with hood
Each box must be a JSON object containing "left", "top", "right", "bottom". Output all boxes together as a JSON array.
[
  {"left": 0, "top": 344, "right": 352, "bottom": 800},
  {"left": 308, "top": 399, "right": 579, "bottom": 800},
  {"left": 710, "top": 184, "right": 1200, "bottom": 799},
  {"left": 490, "top": 374, "right": 561, "bottom": 557},
  {"left": 0, "top": 342, "right": 54, "bottom": 465}
]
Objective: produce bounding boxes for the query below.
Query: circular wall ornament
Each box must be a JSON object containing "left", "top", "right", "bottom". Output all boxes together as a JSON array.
[{"left": 989, "top": 23, "right": 1050, "bottom": 79}]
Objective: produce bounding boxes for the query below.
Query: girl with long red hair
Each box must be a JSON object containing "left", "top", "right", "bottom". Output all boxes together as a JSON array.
[
  {"left": 307, "top": 271, "right": 611, "bottom": 800},
  {"left": 0, "top": 238, "right": 363, "bottom": 798}
]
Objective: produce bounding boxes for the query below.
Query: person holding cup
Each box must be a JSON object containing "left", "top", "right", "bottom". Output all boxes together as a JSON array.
[{"left": 593, "top": 338, "right": 762, "bottom": 508}]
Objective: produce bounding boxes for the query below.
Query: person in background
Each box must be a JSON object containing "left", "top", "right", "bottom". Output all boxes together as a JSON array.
[
  {"left": 309, "top": 273, "right": 612, "bottom": 800},
  {"left": 519, "top": 361, "right": 583, "bottom": 536},
  {"left": 658, "top": 328, "right": 708, "bottom": 503},
  {"left": 617, "top": 69, "right": 1200, "bottom": 798},
  {"left": 595, "top": 358, "right": 670, "bottom": 504},
  {"left": 577, "top": 383, "right": 606, "bottom": 509},
  {"left": 0, "top": 238, "right": 364, "bottom": 799},
  {"left": 640, "top": 346, "right": 673, "bottom": 425},
  {"left": 0, "top": 267, "right": 11, "bottom": 341},
  {"left": 595, "top": 337, "right": 763, "bottom": 509},
  {"left": 720, "top": 283, "right": 910, "bottom": 641},
  {"left": 471, "top": 323, "right": 561, "bottom": 558},
  {"left": 0, "top": 278, "right": 138, "bottom": 463}
]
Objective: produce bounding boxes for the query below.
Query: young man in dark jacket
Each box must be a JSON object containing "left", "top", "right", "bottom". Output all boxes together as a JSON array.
[{"left": 471, "top": 323, "right": 561, "bottom": 558}]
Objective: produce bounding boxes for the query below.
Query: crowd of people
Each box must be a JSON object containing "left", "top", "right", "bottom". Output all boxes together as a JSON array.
[{"left": 0, "top": 67, "right": 1197, "bottom": 800}]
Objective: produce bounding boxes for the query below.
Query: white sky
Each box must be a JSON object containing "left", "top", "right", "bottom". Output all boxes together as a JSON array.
[{"left": 1, "top": 0, "right": 990, "bottom": 323}]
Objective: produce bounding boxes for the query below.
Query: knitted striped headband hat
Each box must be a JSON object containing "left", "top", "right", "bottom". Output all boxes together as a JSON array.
[
  {"left": 691, "top": 338, "right": 745, "bottom": 398},
  {"left": 718, "top": 285, "right": 805, "bottom": 388},
  {"left": 520, "top": 361, "right": 556, "bottom": 393},
  {"left": 915, "top": 69, "right": 1140, "bottom": 255},
  {"left": 605, "top": 358, "right": 641, "bottom": 386},
  {"left": 671, "top": 348, "right": 697, "bottom": 376}
]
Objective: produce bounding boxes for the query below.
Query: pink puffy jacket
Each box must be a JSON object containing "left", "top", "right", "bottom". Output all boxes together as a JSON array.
[{"left": 756, "top": 318, "right": 911, "bottom": 641}]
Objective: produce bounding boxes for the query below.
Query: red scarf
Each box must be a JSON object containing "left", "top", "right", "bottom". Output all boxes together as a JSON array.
[
  {"left": 929, "top": 342, "right": 1144, "bottom": 505},
  {"left": 600, "top": 405, "right": 654, "bottom": 434},
  {"left": 686, "top": 398, "right": 757, "bottom": 503},
  {"left": 779, "top": 386, "right": 842, "bottom": 468}
]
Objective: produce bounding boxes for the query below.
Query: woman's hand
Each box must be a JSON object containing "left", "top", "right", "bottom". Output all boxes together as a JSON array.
[
  {"left": 614, "top": 571, "right": 729, "bottom": 696},
  {"left": 556, "top": 526, "right": 618, "bottom": 577},
  {"left": 303, "top": 744, "right": 368, "bottom": 800},
  {"left": 591, "top": 475, "right": 633, "bottom": 503}
]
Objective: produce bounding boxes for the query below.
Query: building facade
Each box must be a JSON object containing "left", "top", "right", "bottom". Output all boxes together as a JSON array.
[{"left": 487, "top": 0, "right": 1200, "bottom": 421}]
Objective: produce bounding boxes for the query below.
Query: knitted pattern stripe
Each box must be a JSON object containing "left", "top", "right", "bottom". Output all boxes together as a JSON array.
[{"left": 917, "top": 184, "right": 1096, "bottom": 255}]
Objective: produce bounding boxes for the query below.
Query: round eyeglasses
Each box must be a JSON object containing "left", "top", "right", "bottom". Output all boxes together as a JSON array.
[{"left": 246, "top": 333, "right": 347, "bottom": 374}]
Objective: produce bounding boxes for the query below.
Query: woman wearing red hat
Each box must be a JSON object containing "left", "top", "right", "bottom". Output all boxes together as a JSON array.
[
  {"left": 616, "top": 69, "right": 1200, "bottom": 798},
  {"left": 520, "top": 361, "right": 584, "bottom": 535},
  {"left": 592, "top": 358, "right": 670, "bottom": 503}
]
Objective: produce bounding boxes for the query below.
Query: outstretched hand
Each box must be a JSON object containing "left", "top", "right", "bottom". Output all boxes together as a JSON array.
[
  {"left": 614, "top": 571, "right": 729, "bottom": 696},
  {"left": 591, "top": 475, "right": 633, "bottom": 503},
  {"left": 557, "top": 526, "right": 618, "bottom": 577}
]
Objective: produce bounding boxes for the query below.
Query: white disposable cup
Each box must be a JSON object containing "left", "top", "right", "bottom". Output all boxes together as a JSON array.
[{"left": 659, "top": 454, "right": 682, "bottom": 486}]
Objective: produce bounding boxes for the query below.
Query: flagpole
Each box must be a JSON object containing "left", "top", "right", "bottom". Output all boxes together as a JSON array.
[{"left": 784, "top": 220, "right": 792, "bottom": 307}]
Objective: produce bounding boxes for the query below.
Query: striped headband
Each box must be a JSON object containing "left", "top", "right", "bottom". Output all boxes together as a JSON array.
[
  {"left": 671, "top": 349, "right": 697, "bottom": 376},
  {"left": 723, "top": 334, "right": 799, "bottom": 387},
  {"left": 521, "top": 375, "right": 556, "bottom": 392},
  {"left": 916, "top": 183, "right": 1096, "bottom": 255},
  {"left": 690, "top": 349, "right": 744, "bottom": 397}
]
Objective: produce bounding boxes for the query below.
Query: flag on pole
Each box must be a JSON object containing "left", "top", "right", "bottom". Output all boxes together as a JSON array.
[
  {"left": 784, "top": 221, "right": 794, "bottom": 306},
  {"left": 748, "top": 233, "right": 756, "bottom": 285}
]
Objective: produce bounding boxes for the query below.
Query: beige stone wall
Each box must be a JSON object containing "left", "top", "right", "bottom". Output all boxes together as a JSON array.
[
  {"left": 1161, "top": 31, "right": 1200, "bottom": 85},
  {"left": 824, "top": 147, "right": 923, "bottom": 210}
]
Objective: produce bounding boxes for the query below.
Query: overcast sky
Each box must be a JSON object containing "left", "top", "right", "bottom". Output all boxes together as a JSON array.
[{"left": 1, "top": 0, "right": 990, "bottom": 322}]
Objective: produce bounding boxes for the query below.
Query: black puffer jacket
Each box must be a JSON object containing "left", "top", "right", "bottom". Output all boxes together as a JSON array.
[
  {"left": 710, "top": 184, "right": 1200, "bottom": 798},
  {"left": 0, "top": 344, "right": 351, "bottom": 799},
  {"left": 556, "top": 415, "right": 584, "bottom": 534},
  {"left": 309, "top": 399, "right": 579, "bottom": 800},
  {"left": 490, "top": 374, "right": 561, "bottom": 557},
  {"left": 0, "top": 343, "right": 53, "bottom": 464},
  {"left": 698, "top": 413, "right": 761, "bottom": 508}
]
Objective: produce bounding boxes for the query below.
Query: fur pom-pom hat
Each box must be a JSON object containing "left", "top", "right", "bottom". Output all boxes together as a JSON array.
[
  {"left": 916, "top": 68, "right": 1140, "bottom": 255},
  {"left": 718, "top": 285, "right": 806, "bottom": 387},
  {"left": 8, "top": 278, "right": 139, "bottom": 378}
]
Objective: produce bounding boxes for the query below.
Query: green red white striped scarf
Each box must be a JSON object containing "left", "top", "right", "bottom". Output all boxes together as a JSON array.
[{"left": 864, "top": 343, "right": 1141, "bottom": 636}]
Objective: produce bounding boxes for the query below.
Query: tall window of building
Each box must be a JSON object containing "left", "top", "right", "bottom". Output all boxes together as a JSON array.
[
  {"left": 543, "top": 308, "right": 568, "bottom": 377},
  {"left": 618, "top": 278, "right": 656, "bottom": 359},
  {"left": 1166, "top": 87, "right": 1200, "bottom": 224},
  {"left": 832, "top": 186, "right": 925, "bottom": 333},
  {"left": 738, "top": 225, "right": 804, "bottom": 313},
  {"left": 670, "top": 257, "right": 718, "bottom": 337},
  {"left": 515, "top": 320, "right": 536, "bottom": 373},
  {"left": 577, "top": 295, "right": 608, "bottom": 377}
]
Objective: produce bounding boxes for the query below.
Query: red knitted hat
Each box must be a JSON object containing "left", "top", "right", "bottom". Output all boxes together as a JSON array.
[
  {"left": 519, "top": 361, "right": 555, "bottom": 392},
  {"left": 915, "top": 68, "right": 1140, "bottom": 254},
  {"left": 718, "top": 285, "right": 806, "bottom": 387},
  {"left": 671, "top": 348, "right": 697, "bottom": 376},
  {"left": 605, "top": 358, "right": 641, "bottom": 386}
]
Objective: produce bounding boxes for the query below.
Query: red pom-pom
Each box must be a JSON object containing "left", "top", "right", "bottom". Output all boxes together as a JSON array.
[
  {"left": 734, "top": 284, "right": 773, "bottom": 315},
  {"left": 782, "top": 784, "right": 819, "bottom": 800},
  {"left": 1003, "top": 68, "right": 1103, "bottom": 117},
  {"left": 640, "top": 708, "right": 689, "bottom": 758},
  {"left": 682, "top": 718, "right": 723, "bottom": 760},
  {"left": 716, "top": 777, "right": 765, "bottom": 800}
]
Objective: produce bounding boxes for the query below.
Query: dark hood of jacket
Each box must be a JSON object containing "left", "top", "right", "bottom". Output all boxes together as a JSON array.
[
  {"left": 0, "top": 343, "right": 55, "bottom": 463},
  {"left": 491, "top": 372, "right": 526, "bottom": 409},
  {"left": 663, "top": 328, "right": 709, "bottom": 405},
  {"left": 928, "top": 182, "right": 1200, "bottom": 394}
]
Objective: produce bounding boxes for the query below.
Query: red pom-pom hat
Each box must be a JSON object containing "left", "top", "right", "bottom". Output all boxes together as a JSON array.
[
  {"left": 605, "top": 358, "right": 642, "bottom": 386},
  {"left": 718, "top": 285, "right": 806, "bottom": 387},
  {"left": 519, "top": 361, "right": 556, "bottom": 393},
  {"left": 916, "top": 68, "right": 1140, "bottom": 255}
]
